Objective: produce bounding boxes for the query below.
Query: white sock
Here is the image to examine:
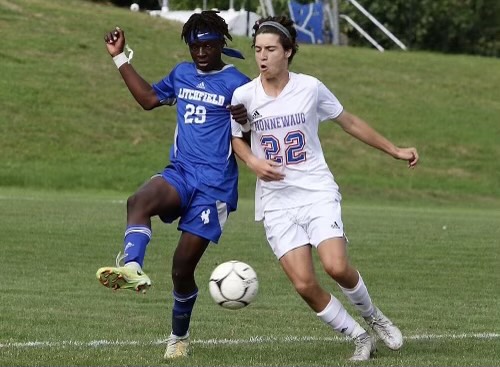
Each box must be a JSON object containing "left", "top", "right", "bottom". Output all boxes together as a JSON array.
[
  {"left": 339, "top": 272, "right": 374, "bottom": 317},
  {"left": 124, "top": 261, "right": 142, "bottom": 271},
  {"left": 317, "top": 294, "right": 366, "bottom": 338}
]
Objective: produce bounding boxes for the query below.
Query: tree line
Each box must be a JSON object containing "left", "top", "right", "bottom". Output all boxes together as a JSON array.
[{"left": 95, "top": 0, "right": 500, "bottom": 57}]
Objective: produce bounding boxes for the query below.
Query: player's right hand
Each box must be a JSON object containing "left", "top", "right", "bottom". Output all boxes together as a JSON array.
[{"left": 104, "top": 26, "right": 125, "bottom": 57}]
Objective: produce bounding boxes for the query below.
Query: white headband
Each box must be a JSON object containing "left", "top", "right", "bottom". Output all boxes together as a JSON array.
[{"left": 258, "top": 21, "right": 292, "bottom": 40}]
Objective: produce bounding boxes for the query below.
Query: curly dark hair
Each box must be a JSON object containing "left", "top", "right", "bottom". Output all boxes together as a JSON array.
[
  {"left": 181, "top": 10, "right": 232, "bottom": 45},
  {"left": 252, "top": 16, "right": 299, "bottom": 64}
]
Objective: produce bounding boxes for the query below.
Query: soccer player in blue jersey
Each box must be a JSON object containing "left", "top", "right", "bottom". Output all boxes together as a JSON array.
[{"left": 96, "top": 11, "right": 250, "bottom": 359}]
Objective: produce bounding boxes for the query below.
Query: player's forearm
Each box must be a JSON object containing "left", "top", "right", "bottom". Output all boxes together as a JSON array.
[
  {"left": 232, "top": 136, "right": 255, "bottom": 164},
  {"left": 232, "top": 137, "right": 263, "bottom": 172},
  {"left": 337, "top": 112, "right": 398, "bottom": 157},
  {"left": 118, "top": 65, "right": 160, "bottom": 110}
]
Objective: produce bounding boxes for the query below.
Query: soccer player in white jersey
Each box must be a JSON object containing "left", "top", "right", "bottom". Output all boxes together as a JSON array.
[
  {"left": 230, "top": 16, "right": 419, "bottom": 361},
  {"left": 96, "top": 11, "right": 250, "bottom": 359}
]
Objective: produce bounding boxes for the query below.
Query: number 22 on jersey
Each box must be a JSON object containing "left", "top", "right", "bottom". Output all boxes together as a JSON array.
[{"left": 260, "top": 130, "right": 306, "bottom": 166}]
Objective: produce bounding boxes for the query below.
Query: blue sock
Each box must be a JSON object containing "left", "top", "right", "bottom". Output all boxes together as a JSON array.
[
  {"left": 172, "top": 289, "right": 198, "bottom": 337},
  {"left": 123, "top": 225, "right": 151, "bottom": 267}
]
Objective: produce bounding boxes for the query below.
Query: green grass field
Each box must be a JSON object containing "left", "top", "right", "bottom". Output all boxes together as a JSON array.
[
  {"left": 1, "top": 0, "right": 500, "bottom": 365},
  {"left": 1, "top": 188, "right": 499, "bottom": 366}
]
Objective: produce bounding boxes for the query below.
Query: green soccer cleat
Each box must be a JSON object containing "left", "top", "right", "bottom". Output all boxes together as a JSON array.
[{"left": 96, "top": 252, "right": 151, "bottom": 293}]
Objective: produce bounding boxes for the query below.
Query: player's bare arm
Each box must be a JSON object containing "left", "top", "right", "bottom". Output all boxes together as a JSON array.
[
  {"left": 231, "top": 137, "right": 285, "bottom": 181},
  {"left": 334, "top": 110, "right": 419, "bottom": 168},
  {"left": 105, "top": 27, "right": 160, "bottom": 110}
]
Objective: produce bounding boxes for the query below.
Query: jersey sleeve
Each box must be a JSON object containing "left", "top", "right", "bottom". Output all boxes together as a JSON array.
[
  {"left": 230, "top": 92, "right": 250, "bottom": 137},
  {"left": 152, "top": 65, "right": 178, "bottom": 105},
  {"left": 317, "top": 81, "right": 344, "bottom": 122}
]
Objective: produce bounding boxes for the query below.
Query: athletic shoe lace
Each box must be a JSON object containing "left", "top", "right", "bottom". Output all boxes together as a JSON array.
[
  {"left": 115, "top": 251, "right": 126, "bottom": 267},
  {"left": 369, "top": 313, "right": 393, "bottom": 339},
  {"left": 351, "top": 333, "right": 372, "bottom": 360}
]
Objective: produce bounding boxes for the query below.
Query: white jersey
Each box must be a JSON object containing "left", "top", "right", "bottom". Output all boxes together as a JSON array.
[{"left": 231, "top": 72, "right": 344, "bottom": 220}]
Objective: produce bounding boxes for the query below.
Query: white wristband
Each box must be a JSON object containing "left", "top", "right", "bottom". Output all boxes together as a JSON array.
[
  {"left": 113, "top": 52, "right": 128, "bottom": 69},
  {"left": 240, "top": 121, "right": 251, "bottom": 132}
]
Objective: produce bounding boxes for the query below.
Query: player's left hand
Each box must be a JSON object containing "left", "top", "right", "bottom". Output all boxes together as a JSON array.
[
  {"left": 395, "top": 147, "right": 419, "bottom": 168},
  {"left": 247, "top": 156, "right": 285, "bottom": 182},
  {"left": 227, "top": 104, "right": 248, "bottom": 125}
]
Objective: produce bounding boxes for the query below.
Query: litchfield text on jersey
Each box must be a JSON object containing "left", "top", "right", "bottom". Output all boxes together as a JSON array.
[{"left": 178, "top": 88, "right": 225, "bottom": 106}]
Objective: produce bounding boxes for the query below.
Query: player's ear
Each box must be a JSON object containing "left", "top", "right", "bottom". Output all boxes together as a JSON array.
[{"left": 285, "top": 49, "right": 292, "bottom": 59}]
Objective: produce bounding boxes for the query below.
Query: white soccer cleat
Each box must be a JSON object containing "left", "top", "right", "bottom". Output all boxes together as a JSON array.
[
  {"left": 349, "top": 332, "right": 376, "bottom": 361},
  {"left": 364, "top": 307, "right": 403, "bottom": 350},
  {"left": 164, "top": 332, "right": 190, "bottom": 359}
]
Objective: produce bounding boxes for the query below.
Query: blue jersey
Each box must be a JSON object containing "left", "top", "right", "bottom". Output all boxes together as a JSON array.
[{"left": 152, "top": 62, "right": 250, "bottom": 210}]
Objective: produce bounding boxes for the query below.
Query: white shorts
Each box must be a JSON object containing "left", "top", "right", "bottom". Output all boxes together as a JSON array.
[{"left": 263, "top": 200, "right": 345, "bottom": 259}]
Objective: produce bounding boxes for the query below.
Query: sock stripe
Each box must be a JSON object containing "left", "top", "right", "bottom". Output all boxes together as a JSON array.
[
  {"left": 124, "top": 226, "right": 152, "bottom": 239},
  {"left": 173, "top": 289, "right": 199, "bottom": 302}
]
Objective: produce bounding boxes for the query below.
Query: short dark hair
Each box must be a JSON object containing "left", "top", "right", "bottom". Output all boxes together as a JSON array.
[
  {"left": 252, "top": 16, "right": 299, "bottom": 64},
  {"left": 181, "top": 10, "right": 232, "bottom": 46}
]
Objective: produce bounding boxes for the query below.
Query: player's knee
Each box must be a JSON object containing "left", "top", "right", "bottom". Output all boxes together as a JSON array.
[
  {"left": 127, "top": 191, "right": 155, "bottom": 217},
  {"left": 127, "top": 193, "right": 143, "bottom": 212},
  {"left": 293, "top": 279, "right": 319, "bottom": 298},
  {"left": 323, "top": 261, "right": 349, "bottom": 281}
]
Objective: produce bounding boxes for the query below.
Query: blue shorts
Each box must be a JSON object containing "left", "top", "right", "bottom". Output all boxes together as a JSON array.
[{"left": 158, "top": 164, "right": 230, "bottom": 244}]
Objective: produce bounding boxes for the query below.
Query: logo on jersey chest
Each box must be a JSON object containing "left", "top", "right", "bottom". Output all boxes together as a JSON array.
[
  {"left": 178, "top": 87, "right": 225, "bottom": 106},
  {"left": 252, "top": 110, "right": 262, "bottom": 120},
  {"left": 251, "top": 112, "right": 306, "bottom": 132}
]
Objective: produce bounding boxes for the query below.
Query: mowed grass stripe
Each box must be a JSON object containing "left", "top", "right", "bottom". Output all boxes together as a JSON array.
[{"left": 1, "top": 190, "right": 498, "bottom": 366}]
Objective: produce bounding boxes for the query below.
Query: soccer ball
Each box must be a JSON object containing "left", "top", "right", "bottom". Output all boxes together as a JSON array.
[
  {"left": 130, "top": 3, "right": 140, "bottom": 12},
  {"left": 209, "top": 260, "right": 259, "bottom": 310}
]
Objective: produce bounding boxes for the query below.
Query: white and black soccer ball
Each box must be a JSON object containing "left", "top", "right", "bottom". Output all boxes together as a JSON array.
[
  {"left": 209, "top": 260, "right": 259, "bottom": 310},
  {"left": 130, "top": 3, "right": 140, "bottom": 12}
]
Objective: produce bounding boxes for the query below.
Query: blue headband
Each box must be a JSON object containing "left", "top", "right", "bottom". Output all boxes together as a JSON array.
[
  {"left": 188, "top": 30, "right": 224, "bottom": 44},
  {"left": 187, "top": 30, "right": 245, "bottom": 59}
]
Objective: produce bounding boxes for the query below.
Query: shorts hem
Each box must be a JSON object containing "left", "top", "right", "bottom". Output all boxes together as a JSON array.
[
  {"left": 177, "top": 224, "right": 219, "bottom": 244},
  {"left": 275, "top": 243, "right": 310, "bottom": 260}
]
